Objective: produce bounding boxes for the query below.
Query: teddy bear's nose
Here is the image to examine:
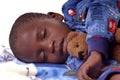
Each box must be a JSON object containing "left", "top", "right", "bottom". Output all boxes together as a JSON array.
[{"left": 78, "top": 51, "right": 84, "bottom": 60}]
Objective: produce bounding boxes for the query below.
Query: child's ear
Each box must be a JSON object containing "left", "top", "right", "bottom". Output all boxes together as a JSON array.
[{"left": 47, "top": 12, "right": 64, "bottom": 21}]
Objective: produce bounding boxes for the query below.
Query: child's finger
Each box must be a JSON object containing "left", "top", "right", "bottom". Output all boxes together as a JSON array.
[{"left": 77, "top": 69, "right": 94, "bottom": 80}]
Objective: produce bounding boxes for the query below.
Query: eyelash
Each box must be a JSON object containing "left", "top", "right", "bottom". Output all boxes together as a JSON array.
[
  {"left": 42, "top": 29, "right": 46, "bottom": 39},
  {"left": 42, "top": 50, "right": 47, "bottom": 62},
  {"left": 40, "top": 28, "right": 47, "bottom": 41},
  {"left": 37, "top": 28, "right": 47, "bottom": 41},
  {"left": 38, "top": 50, "right": 46, "bottom": 62}
]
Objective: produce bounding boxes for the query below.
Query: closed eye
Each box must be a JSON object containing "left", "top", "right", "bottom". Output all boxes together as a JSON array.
[
  {"left": 36, "top": 50, "right": 46, "bottom": 62},
  {"left": 41, "top": 51, "right": 46, "bottom": 62},
  {"left": 42, "top": 50, "right": 47, "bottom": 62},
  {"left": 36, "top": 28, "right": 46, "bottom": 41},
  {"left": 42, "top": 28, "right": 46, "bottom": 39}
]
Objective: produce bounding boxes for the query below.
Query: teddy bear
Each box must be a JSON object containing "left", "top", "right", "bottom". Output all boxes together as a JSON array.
[{"left": 67, "top": 28, "right": 120, "bottom": 63}]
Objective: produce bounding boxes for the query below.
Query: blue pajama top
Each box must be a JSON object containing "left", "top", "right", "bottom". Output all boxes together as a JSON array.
[{"left": 62, "top": 0, "right": 120, "bottom": 62}]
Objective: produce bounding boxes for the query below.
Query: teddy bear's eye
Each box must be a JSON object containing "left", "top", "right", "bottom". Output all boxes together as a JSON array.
[{"left": 75, "top": 44, "right": 79, "bottom": 47}]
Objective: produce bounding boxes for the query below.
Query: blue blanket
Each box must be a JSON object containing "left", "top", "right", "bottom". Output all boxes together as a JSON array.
[{"left": 0, "top": 45, "right": 78, "bottom": 80}]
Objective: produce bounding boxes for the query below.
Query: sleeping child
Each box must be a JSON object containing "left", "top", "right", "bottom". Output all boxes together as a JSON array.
[{"left": 9, "top": 0, "right": 120, "bottom": 80}]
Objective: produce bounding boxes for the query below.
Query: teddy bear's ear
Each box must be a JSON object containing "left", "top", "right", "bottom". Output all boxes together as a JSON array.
[
  {"left": 114, "top": 28, "right": 120, "bottom": 43},
  {"left": 67, "top": 31, "right": 79, "bottom": 42}
]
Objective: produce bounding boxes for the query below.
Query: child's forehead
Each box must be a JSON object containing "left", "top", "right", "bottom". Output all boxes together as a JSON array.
[{"left": 20, "top": 18, "right": 63, "bottom": 31}]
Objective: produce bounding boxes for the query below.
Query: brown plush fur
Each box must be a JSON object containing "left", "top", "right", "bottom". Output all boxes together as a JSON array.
[
  {"left": 67, "top": 28, "right": 120, "bottom": 63},
  {"left": 67, "top": 32, "right": 88, "bottom": 60}
]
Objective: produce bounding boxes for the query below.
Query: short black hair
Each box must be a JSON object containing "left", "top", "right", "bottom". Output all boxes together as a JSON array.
[{"left": 9, "top": 12, "right": 48, "bottom": 55}]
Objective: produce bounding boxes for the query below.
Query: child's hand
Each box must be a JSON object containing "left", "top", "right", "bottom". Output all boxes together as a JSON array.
[
  {"left": 77, "top": 51, "right": 102, "bottom": 80},
  {"left": 77, "top": 63, "right": 94, "bottom": 80}
]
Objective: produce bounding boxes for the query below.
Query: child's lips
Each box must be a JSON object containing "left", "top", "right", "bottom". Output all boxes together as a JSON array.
[
  {"left": 62, "top": 38, "right": 67, "bottom": 55},
  {"left": 59, "top": 39, "right": 64, "bottom": 54},
  {"left": 57, "top": 38, "right": 67, "bottom": 56},
  {"left": 58, "top": 38, "right": 64, "bottom": 55}
]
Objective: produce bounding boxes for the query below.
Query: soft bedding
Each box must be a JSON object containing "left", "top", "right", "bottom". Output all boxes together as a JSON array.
[
  {"left": 0, "top": 45, "right": 78, "bottom": 80},
  {"left": 1, "top": 45, "right": 120, "bottom": 80}
]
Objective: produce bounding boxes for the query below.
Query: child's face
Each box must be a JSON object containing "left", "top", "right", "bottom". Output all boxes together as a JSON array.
[{"left": 16, "top": 18, "right": 71, "bottom": 63}]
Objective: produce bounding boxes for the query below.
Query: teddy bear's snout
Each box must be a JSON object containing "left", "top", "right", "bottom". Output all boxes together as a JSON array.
[{"left": 78, "top": 51, "right": 84, "bottom": 60}]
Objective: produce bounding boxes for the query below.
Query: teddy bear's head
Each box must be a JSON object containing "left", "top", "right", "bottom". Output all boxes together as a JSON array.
[{"left": 67, "top": 31, "right": 88, "bottom": 60}]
